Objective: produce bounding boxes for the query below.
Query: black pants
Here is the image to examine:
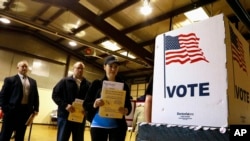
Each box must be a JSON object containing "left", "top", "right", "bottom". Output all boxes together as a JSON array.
[
  {"left": 90, "top": 127, "right": 127, "bottom": 141},
  {"left": 0, "top": 105, "right": 30, "bottom": 141}
]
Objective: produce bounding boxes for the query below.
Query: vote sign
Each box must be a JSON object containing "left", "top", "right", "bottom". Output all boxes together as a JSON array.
[{"left": 152, "top": 14, "right": 250, "bottom": 127}]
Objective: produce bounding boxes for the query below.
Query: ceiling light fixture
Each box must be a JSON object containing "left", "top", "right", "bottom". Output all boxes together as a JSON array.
[
  {"left": 120, "top": 51, "right": 136, "bottom": 59},
  {"left": 69, "top": 41, "right": 77, "bottom": 47},
  {"left": 140, "top": 0, "right": 152, "bottom": 16},
  {"left": 184, "top": 7, "right": 209, "bottom": 23},
  {"left": 0, "top": 17, "right": 10, "bottom": 24},
  {"left": 101, "top": 40, "right": 121, "bottom": 51}
]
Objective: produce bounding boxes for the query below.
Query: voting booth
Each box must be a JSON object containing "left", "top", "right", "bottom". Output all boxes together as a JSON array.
[
  {"left": 137, "top": 14, "right": 250, "bottom": 140},
  {"left": 152, "top": 13, "right": 250, "bottom": 127}
]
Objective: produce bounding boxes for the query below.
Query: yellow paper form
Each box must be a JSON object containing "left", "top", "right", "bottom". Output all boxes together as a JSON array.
[
  {"left": 99, "top": 81, "right": 125, "bottom": 119},
  {"left": 68, "top": 99, "right": 84, "bottom": 123}
]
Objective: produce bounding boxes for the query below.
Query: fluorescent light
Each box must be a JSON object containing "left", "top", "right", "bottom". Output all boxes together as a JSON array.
[
  {"left": 120, "top": 51, "right": 136, "bottom": 59},
  {"left": 0, "top": 18, "right": 10, "bottom": 24},
  {"left": 101, "top": 40, "right": 121, "bottom": 51},
  {"left": 184, "top": 7, "right": 209, "bottom": 22},
  {"left": 69, "top": 41, "right": 77, "bottom": 47}
]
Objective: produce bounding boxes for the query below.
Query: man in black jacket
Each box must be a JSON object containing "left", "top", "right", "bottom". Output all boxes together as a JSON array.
[
  {"left": 0, "top": 60, "right": 39, "bottom": 141},
  {"left": 52, "top": 61, "right": 90, "bottom": 141}
]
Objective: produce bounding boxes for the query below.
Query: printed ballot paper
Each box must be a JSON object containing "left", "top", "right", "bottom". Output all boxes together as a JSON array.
[
  {"left": 68, "top": 98, "right": 84, "bottom": 123},
  {"left": 99, "top": 80, "right": 125, "bottom": 119}
]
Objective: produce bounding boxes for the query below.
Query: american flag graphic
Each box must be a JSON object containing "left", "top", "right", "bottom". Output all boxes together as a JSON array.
[
  {"left": 230, "top": 27, "right": 247, "bottom": 72},
  {"left": 164, "top": 33, "right": 209, "bottom": 65}
]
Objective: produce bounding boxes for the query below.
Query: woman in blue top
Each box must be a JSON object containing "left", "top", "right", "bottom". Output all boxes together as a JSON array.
[{"left": 84, "top": 55, "right": 132, "bottom": 141}]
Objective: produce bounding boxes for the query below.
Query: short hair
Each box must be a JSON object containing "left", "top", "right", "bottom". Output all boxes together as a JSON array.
[
  {"left": 17, "top": 60, "right": 29, "bottom": 67},
  {"left": 73, "top": 61, "right": 85, "bottom": 68}
]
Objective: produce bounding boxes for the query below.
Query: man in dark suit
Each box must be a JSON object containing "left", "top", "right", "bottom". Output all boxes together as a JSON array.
[{"left": 0, "top": 60, "right": 39, "bottom": 141}]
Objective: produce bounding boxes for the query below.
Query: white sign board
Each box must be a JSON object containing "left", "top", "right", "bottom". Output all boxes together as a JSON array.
[{"left": 152, "top": 14, "right": 250, "bottom": 127}]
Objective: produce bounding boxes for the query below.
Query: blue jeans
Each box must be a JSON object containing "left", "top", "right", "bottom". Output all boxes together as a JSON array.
[{"left": 57, "top": 117, "right": 85, "bottom": 141}]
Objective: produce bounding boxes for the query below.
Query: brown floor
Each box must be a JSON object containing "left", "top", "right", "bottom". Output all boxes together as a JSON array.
[{"left": 6, "top": 124, "right": 136, "bottom": 141}]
